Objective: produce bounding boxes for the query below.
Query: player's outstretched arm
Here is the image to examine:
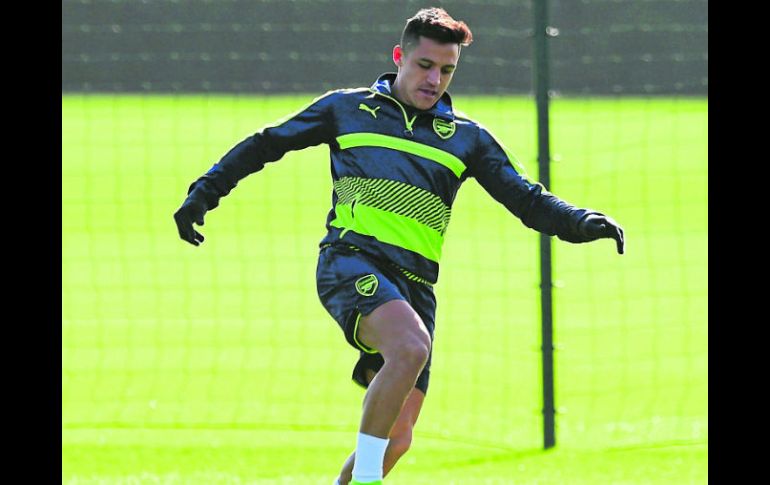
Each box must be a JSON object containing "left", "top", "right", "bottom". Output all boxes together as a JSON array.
[
  {"left": 172, "top": 91, "right": 340, "bottom": 247},
  {"left": 577, "top": 213, "right": 625, "bottom": 254}
]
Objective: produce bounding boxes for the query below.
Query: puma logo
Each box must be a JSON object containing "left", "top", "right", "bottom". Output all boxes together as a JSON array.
[{"left": 358, "top": 103, "right": 380, "bottom": 119}]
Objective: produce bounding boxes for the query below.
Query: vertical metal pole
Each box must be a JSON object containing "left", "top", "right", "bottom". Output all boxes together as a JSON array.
[{"left": 532, "top": 0, "right": 556, "bottom": 449}]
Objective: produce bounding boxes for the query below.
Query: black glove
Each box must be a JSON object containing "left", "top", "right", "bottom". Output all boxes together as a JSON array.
[
  {"left": 173, "top": 196, "right": 207, "bottom": 246},
  {"left": 578, "top": 213, "right": 625, "bottom": 254}
]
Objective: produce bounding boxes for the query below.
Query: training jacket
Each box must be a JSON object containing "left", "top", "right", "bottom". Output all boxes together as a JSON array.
[{"left": 186, "top": 73, "right": 597, "bottom": 285}]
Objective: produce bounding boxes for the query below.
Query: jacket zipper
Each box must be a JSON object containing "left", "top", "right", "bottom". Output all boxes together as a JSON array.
[{"left": 371, "top": 91, "right": 417, "bottom": 138}]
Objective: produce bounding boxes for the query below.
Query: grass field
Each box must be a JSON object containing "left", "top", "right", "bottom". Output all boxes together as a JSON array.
[{"left": 62, "top": 94, "right": 707, "bottom": 484}]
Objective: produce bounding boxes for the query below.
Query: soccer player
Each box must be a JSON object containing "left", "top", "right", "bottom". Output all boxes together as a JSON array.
[{"left": 174, "top": 7, "right": 624, "bottom": 485}]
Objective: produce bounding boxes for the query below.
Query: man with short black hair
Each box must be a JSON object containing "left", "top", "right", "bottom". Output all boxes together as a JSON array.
[{"left": 174, "top": 7, "right": 624, "bottom": 484}]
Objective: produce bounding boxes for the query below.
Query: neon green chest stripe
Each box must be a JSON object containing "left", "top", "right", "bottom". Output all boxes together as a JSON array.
[{"left": 336, "top": 132, "right": 466, "bottom": 178}]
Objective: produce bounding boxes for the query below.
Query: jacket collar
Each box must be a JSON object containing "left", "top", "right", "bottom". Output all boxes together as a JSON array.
[{"left": 370, "top": 73, "right": 455, "bottom": 121}]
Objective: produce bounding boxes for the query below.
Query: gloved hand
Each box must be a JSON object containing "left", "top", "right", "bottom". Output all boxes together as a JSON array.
[
  {"left": 578, "top": 213, "right": 625, "bottom": 254},
  {"left": 173, "top": 197, "right": 207, "bottom": 246}
]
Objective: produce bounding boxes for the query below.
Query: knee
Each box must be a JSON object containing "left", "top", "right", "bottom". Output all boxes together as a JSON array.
[
  {"left": 388, "top": 430, "right": 413, "bottom": 460},
  {"left": 403, "top": 314, "right": 432, "bottom": 363},
  {"left": 362, "top": 300, "right": 432, "bottom": 370},
  {"left": 396, "top": 332, "right": 431, "bottom": 369}
]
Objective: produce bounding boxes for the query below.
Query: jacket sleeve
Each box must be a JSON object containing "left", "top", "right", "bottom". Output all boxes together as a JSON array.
[
  {"left": 185, "top": 90, "right": 339, "bottom": 209},
  {"left": 467, "top": 126, "right": 596, "bottom": 243}
]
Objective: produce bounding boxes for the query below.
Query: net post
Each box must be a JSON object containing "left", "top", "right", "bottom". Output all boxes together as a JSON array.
[{"left": 532, "top": 0, "right": 556, "bottom": 450}]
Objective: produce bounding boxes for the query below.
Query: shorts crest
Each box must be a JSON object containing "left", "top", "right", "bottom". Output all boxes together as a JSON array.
[{"left": 355, "top": 274, "right": 379, "bottom": 296}]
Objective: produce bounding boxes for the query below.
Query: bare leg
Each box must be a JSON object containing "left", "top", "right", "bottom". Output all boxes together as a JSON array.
[
  {"left": 355, "top": 300, "right": 431, "bottom": 438},
  {"left": 337, "top": 373, "right": 426, "bottom": 484}
]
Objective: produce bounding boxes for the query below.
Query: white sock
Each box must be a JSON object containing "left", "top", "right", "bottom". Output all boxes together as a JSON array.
[{"left": 352, "top": 432, "right": 390, "bottom": 482}]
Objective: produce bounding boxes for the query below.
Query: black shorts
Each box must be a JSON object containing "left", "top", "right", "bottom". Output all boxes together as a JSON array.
[{"left": 315, "top": 244, "right": 436, "bottom": 395}]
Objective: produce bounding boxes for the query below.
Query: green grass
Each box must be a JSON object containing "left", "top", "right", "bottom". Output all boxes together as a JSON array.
[{"left": 62, "top": 94, "right": 707, "bottom": 484}]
